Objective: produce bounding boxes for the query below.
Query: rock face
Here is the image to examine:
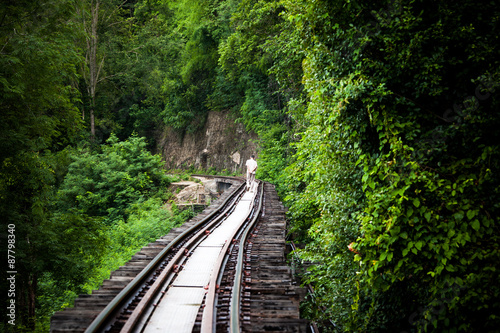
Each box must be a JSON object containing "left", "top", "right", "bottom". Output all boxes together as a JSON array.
[
  {"left": 171, "top": 177, "right": 219, "bottom": 205},
  {"left": 156, "top": 110, "right": 259, "bottom": 173}
]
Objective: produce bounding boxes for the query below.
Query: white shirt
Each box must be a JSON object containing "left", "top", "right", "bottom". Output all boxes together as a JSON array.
[{"left": 246, "top": 158, "right": 257, "bottom": 174}]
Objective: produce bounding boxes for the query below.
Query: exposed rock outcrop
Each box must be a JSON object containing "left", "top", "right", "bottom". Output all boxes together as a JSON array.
[
  {"left": 156, "top": 110, "right": 259, "bottom": 173},
  {"left": 171, "top": 177, "right": 219, "bottom": 205}
]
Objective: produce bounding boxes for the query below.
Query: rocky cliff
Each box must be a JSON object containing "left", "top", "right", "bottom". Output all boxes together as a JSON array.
[{"left": 156, "top": 110, "right": 259, "bottom": 173}]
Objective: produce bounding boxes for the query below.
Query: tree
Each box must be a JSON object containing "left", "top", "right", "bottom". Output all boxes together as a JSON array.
[
  {"left": 76, "top": 0, "right": 134, "bottom": 140},
  {"left": 277, "top": 0, "right": 500, "bottom": 330},
  {"left": 57, "top": 134, "right": 170, "bottom": 223},
  {"left": 157, "top": 0, "right": 236, "bottom": 133},
  {"left": 0, "top": 0, "right": 83, "bottom": 328}
]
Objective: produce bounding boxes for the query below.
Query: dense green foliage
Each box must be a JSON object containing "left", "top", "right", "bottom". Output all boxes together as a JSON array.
[
  {"left": 57, "top": 135, "right": 170, "bottom": 222},
  {"left": 241, "top": 1, "right": 499, "bottom": 332},
  {"left": 0, "top": 0, "right": 83, "bottom": 329},
  {"left": 0, "top": 1, "right": 192, "bottom": 329},
  {"left": 217, "top": 0, "right": 500, "bottom": 331},
  {"left": 1, "top": 0, "right": 499, "bottom": 331}
]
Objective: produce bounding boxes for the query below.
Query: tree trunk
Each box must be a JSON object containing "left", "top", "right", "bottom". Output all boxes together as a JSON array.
[
  {"left": 90, "top": 106, "right": 95, "bottom": 138},
  {"left": 80, "top": 0, "right": 100, "bottom": 140},
  {"left": 88, "top": 0, "right": 99, "bottom": 140},
  {"left": 28, "top": 272, "right": 37, "bottom": 330}
]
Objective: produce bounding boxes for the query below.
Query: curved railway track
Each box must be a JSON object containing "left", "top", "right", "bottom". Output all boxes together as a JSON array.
[{"left": 51, "top": 176, "right": 307, "bottom": 333}]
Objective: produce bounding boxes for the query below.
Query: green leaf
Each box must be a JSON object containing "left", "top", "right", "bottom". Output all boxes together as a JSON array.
[
  {"left": 424, "top": 211, "right": 431, "bottom": 222},
  {"left": 390, "top": 225, "right": 400, "bottom": 236},
  {"left": 471, "top": 219, "right": 480, "bottom": 231},
  {"left": 362, "top": 173, "right": 369, "bottom": 182},
  {"left": 413, "top": 198, "right": 420, "bottom": 208}
]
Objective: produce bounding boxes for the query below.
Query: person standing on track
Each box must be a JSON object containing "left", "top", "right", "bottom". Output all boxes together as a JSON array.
[{"left": 245, "top": 154, "right": 258, "bottom": 191}]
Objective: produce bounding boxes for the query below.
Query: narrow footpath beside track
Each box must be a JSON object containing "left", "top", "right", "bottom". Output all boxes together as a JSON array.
[{"left": 50, "top": 176, "right": 307, "bottom": 332}]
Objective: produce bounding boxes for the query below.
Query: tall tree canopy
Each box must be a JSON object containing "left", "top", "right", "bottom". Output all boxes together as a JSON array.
[
  {"left": 216, "top": 0, "right": 500, "bottom": 330},
  {"left": 265, "top": 0, "right": 500, "bottom": 331},
  {"left": 0, "top": 0, "right": 83, "bottom": 327}
]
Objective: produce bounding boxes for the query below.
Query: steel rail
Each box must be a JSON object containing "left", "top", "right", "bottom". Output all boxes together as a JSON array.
[
  {"left": 120, "top": 217, "right": 227, "bottom": 332},
  {"left": 127, "top": 181, "right": 259, "bottom": 333},
  {"left": 230, "top": 181, "right": 265, "bottom": 333},
  {"left": 120, "top": 180, "right": 249, "bottom": 332},
  {"left": 200, "top": 181, "right": 263, "bottom": 333},
  {"left": 190, "top": 174, "right": 245, "bottom": 182},
  {"left": 85, "top": 180, "right": 245, "bottom": 333}
]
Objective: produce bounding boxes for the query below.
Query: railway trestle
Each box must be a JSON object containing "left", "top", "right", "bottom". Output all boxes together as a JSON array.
[{"left": 50, "top": 176, "right": 307, "bottom": 333}]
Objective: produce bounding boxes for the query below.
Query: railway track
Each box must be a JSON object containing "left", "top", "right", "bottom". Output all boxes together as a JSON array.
[{"left": 51, "top": 176, "right": 306, "bottom": 332}]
